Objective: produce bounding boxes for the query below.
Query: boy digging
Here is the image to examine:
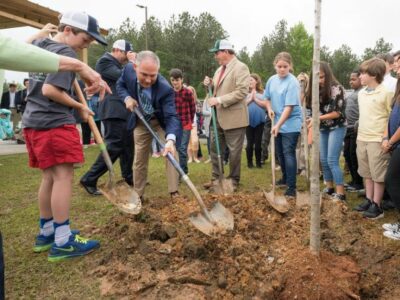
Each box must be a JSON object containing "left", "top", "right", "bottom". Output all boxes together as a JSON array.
[{"left": 22, "top": 11, "right": 107, "bottom": 262}]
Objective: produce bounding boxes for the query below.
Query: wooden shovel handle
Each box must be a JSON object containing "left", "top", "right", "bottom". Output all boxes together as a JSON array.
[
  {"left": 73, "top": 80, "right": 104, "bottom": 146},
  {"left": 270, "top": 117, "right": 276, "bottom": 190}
]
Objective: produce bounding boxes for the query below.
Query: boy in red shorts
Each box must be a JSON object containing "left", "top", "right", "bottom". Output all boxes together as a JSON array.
[{"left": 22, "top": 11, "right": 107, "bottom": 262}]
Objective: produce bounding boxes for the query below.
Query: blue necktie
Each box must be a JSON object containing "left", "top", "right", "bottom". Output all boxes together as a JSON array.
[{"left": 138, "top": 86, "right": 154, "bottom": 122}]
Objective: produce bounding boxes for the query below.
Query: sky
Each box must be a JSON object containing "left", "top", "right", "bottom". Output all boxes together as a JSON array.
[{"left": 2, "top": 0, "right": 399, "bottom": 84}]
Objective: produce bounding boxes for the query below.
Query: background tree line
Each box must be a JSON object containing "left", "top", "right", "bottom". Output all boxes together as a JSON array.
[{"left": 87, "top": 12, "right": 392, "bottom": 98}]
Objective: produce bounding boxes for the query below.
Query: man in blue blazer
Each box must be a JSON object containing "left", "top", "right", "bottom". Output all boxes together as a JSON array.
[{"left": 117, "top": 50, "right": 181, "bottom": 199}]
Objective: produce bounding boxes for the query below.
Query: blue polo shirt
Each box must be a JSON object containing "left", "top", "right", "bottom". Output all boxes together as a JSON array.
[{"left": 264, "top": 73, "right": 302, "bottom": 133}]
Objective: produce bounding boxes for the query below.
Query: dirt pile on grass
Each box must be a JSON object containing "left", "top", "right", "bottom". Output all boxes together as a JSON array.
[{"left": 87, "top": 193, "right": 400, "bottom": 299}]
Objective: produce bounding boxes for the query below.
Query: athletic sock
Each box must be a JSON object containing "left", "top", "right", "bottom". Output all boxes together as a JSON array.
[
  {"left": 39, "top": 217, "right": 54, "bottom": 237},
  {"left": 54, "top": 220, "right": 72, "bottom": 246}
]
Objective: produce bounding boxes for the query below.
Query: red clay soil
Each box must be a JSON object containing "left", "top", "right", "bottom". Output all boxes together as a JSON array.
[{"left": 85, "top": 193, "right": 400, "bottom": 299}]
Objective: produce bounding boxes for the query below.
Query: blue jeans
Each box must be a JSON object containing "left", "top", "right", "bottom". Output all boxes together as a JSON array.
[
  {"left": 178, "top": 129, "right": 191, "bottom": 174},
  {"left": 276, "top": 132, "right": 300, "bottom": 193},
  {"left": 320, "top": 127, "right": 346, "bottom": 185}
]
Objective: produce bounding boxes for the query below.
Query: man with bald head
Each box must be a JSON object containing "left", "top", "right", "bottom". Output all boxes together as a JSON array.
[{"left": 117, "top": 51, "right": 182, "bottom": 199}]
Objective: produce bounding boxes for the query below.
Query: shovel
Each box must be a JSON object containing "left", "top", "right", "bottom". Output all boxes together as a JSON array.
[
  {"left": 208, "top": 86, "right": 235, "bottom": 195},
  {"left": 296, "top": 79, "right": 311, "bottom": 207},
  {"left": 73, "top": 80, "right": 141, "bottom": 214},
  {"left": 263, "top": 117, "right": 289, "bottom": 213},
  {"left": 134, "top": 108, "right": 234, "bottom": 236}
]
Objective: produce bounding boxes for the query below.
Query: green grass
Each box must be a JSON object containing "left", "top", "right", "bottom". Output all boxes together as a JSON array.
[{"left": 0, "top": 143, "right": 367, "bottom": 298}]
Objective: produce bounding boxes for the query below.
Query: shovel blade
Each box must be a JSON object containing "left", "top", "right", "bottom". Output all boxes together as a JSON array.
[
  {"left": 99, "top": 182, "right": 142, "bottom": 215},
  {"left": 211, "top": 178, "right": 235, "bottom": 195},
  {"left": 263, "top": 190, "right": 289, "bottom": 213},
  {"left": 189, "top": 201, "right": 234, "bottom": 236}
]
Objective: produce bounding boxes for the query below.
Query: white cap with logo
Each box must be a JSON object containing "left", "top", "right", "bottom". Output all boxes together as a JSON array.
[{"left": 60, "top": 11, "right": 107, "bottom": 46}]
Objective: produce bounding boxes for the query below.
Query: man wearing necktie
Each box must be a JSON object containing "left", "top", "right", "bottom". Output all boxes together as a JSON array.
[
  {"left": 203, "top": 39, "right": 250, "bottom": 190},
  {"left": 116, "top": 51, "right": 181, "bottom": 199}
]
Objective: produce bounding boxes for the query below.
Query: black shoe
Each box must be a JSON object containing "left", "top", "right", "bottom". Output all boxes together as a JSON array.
[
  {"left": 80, "top": 181, "right": 102, "bottom": 196},
  {"left": 276, "top": 179, "right": 287, "bottom": 187},
  {"left": 331, "top": 193, "right": 346, "bottom": 202},
  {"left": 382, "top": 199, "right": 396, "bottom": 211},
  {"left": 125, "top": 179, "right": 134, "bottom": 187},
  {"left": 284, "top": 189, "right": 296, "bottom": 200},
  {"left": 247, "top": 163, "right": 254, "bottom": 169},
  {"left": 256, "top": 164, "right": 262, "bottom": 169},
  {"left": 346, "top": 183, "right": 364, "bottom": 192},
  {"left": 170, "top": 191, "right": 180, "bottom": 199},
  {"left": 344, "top": 181, "right": 353, "bottom": 189},
  {"left": 363, "top": 202, "right": 384, "bottom": 219},
  {"left": 353, "top": 198, "right": 372, "bottom": 212},
  {"left": 322, "top": 187, "right": 334, "bottom": 198}
]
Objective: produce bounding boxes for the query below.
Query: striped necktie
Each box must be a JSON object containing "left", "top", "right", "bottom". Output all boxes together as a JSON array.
[{"left": 138, "top": 85, "right": 154, "bottom": 121}]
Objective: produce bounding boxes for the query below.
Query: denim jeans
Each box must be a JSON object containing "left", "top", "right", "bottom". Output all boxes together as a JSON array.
[
  {"left": 275, "top": 132, "right": 300, "bottom": 193},
  {"left": 178, "top": 129, "right": 191, "bottom": 174},
  {"left": 320, "top": 126, "right": 346, "bottom": 185}
]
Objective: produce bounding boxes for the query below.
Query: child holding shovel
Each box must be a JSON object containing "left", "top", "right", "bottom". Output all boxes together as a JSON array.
[
  {"left": 22, "top": 11, "right": 107, "bottom": 262},
  {"left": 264, "top": 52, "right": 302, "bottom": 199}
]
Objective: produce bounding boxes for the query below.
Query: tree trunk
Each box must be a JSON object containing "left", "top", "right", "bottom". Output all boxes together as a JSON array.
[{"left": 310, "top": 0, "right": 322, "bottom": 255}]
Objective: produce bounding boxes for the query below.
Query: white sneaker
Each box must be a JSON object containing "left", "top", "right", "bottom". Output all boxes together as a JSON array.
[
  {"left": 194, "top": 158, "right": 201, "bottom": 163},
  {"left": 382, "top": 222, "right": 400, "bottom": 232},
  {"left": 383, "top": 229, "right": 400, "bottom": 240},
  {"left": 204, "top": 158, "right": 211, "bottom": 163},
  {"left": 188, "top": 158, "right": 193, "bottom": 163}
]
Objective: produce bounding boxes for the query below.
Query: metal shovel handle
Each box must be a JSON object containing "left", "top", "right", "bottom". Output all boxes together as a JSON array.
[{"left": 133, "top": 108, "right": 214, "bottom": 222}]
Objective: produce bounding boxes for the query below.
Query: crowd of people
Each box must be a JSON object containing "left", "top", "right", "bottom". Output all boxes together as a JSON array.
[{"left": 1, "top": 10, "right": 400, "bottom": 271}]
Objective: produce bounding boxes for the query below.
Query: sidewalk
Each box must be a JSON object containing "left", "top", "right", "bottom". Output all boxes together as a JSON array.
[{"left": 0, "top": 140, "right": 27, "bottom": 156}]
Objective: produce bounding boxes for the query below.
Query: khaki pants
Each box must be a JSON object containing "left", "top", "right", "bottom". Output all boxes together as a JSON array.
[
  {"left": 210, "top": 124, "right": 246, "bottom": 184},
  {"left": 134, "top": 118, "right": 179, "bottom": 197},
  {"left": 10, "top": 108, "right": 21, "bottom": 132}
]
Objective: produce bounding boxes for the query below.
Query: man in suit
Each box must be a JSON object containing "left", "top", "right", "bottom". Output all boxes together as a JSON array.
[
  {"left": 203, "top": 39, "right": 250, "bottom": 189},
  {"left": 80, "top": 40, "right": 136, "bottom": 195},
  {"left": 1, "top": 82, "right": 22, "bottom": 133},
  {"left": 17, "top": 79, "right": 29, "bottom": 115},
  {"left": 117, "top": 50, "right": 181, "bottom": 199}
]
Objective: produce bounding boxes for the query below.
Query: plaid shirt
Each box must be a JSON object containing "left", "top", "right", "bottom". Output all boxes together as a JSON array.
[{"left": 174, "top": 87, "right": 196, "bottom": 130}]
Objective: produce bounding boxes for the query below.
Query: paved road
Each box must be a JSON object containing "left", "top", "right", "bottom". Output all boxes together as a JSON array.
[{"left": 0, "top": 140, "right": 27, "bottom": 156}]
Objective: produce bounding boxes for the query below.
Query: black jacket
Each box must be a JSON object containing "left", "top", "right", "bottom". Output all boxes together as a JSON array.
[
  {"left": 1, "top": 90, "right": 22, "bottom": 110},
  {"left": 96, "top": 53, "right": 129, "bottom": 121},
  {"left": 17, "top": 89, "right": 28, "bottom": 114}
]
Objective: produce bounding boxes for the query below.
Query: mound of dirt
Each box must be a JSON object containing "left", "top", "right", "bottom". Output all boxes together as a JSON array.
[{"left": 86, "top": 192, "right": 400, "bottom": 299}]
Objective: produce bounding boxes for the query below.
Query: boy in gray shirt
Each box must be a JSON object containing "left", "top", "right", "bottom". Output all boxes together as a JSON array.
[{"left": 23, "top": 11, "right": 107, "bottom": 262}]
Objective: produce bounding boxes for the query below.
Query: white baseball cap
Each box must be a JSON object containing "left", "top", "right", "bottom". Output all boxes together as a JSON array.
[
  {"left": 209, "top": 39, "right": 234, "bottom": 53},
  {"left": 112, "top": 40, "right": 133, "bottom": 52},
  {"left": 60, "top": 11, "right": 107, "bottom": 46}
]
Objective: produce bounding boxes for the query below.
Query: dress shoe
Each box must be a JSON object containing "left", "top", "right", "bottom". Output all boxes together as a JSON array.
[
  {"left": 125, "top": 178, "right": 134, "bottom": 187},
  {"left": 80, "top": 181, "right": 102, "bottom": 196},
  {"left": 170, "top": 191, "right": 180, "bottom": 199},
  {"left": 203, "top": 181, "right": 214, "bottom": 189}
]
